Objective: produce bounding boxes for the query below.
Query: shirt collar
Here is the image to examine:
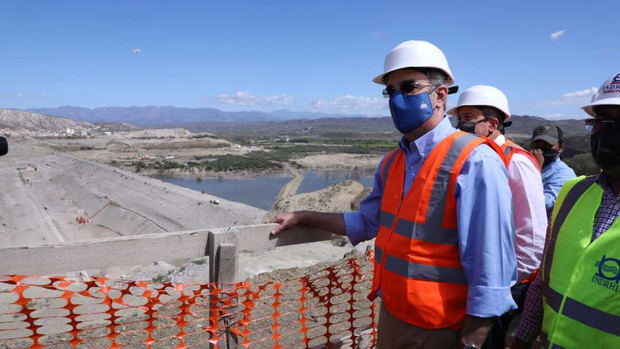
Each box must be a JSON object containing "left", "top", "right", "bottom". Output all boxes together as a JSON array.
[
  {"left": 597, "top": 173, "right": 620, "bottom": 200},
  {"left": 398, "top": 116, "right": 456, "bottom": 158},
  {"left": 494, "top": 134, "right": 506, "bottom": 147}
]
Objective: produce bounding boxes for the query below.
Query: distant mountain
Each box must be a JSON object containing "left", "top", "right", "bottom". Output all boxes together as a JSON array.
[
  {"left": 0, "top": 109, "right": 93, "bottom": 131},
  {"left": 504, "top": 114, "right": 585, "bottom": 137},
  {"left": 177, "top": 114, "right": 586, "bottom": 138},
  {"left": 26, "top": 106, "right": 372, "bottom": 126},
  {"left": 25, "top": 106, "right": 585, "bottom": 136}
]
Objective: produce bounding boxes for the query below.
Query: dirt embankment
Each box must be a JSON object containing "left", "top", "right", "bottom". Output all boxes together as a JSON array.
[{"left": 0, "top": 137, "right": 265, "bottom": 247}]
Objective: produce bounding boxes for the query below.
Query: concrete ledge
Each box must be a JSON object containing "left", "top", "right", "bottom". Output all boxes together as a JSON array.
[
  {"left": 0, "top": 224, "right": 336, "bottom": 276},
  {"left": 0, "top": 229, "right": 210, "bottom": 275}
]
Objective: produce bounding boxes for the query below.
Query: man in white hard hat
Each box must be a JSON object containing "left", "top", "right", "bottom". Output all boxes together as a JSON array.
[
  {"left": 449, "top": 85, "right": 547, "bottom": 348},
  {"left": 513, "top": 72, "right": 620, "bottom": 348},
  {"left": 271, "top": 40, "right": 517, "bottom": 348}
]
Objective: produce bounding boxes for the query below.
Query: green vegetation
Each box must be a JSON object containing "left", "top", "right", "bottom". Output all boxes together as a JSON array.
[
  {"left": 564, "top": 153, "right": 600, "bottom": 176},
  {"left": 130, "top": 135, "right": 400, "bottom": 174},
  {"left": 152, "top": 274, "right": 171, "bottom": 283},
  {"left": 135, "top": 154, "right": 283, "bottom": 172},
  {"left": 135, "top": 161, "right": 146, "bottom": 173}
]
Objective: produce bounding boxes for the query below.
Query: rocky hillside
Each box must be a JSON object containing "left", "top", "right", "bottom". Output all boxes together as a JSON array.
[{"left": 0, "top": 109, "right": 93, "bottom": 132}]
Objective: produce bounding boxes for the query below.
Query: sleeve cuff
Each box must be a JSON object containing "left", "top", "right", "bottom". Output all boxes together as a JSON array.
[
  {"left": 466, "top": 285, "right": 517, "bottom": 317},
  {"left": 343, "top": 211, "right": 365, "bottom": 246}
]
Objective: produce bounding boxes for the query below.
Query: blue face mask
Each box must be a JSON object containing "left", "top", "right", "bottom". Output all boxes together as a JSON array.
[{"left": 388, "top": 90, "right": 434, "bottom": 134}]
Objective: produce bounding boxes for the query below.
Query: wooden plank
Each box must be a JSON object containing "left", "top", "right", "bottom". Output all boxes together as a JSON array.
[{"left": 0, "top": 229, "right": 210, "bottom": 275}]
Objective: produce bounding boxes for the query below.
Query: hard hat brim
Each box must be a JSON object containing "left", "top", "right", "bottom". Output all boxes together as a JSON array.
[
  {"left": 372, "top": 70, "right": 455, "bottom": 86},
  {"left": 582, "top": 97, "right": 620, "bottom": 117},
  {"left": 445, "top": 104, "right": 511, "bottom": 121}
]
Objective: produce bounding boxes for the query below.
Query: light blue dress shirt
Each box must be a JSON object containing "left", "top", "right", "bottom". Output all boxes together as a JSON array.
[
  {"left": 343, "top": 117, "right": 517, "bottom": 318},
  {"left": 541, "top": 158, "right": 576, "bottom": 217}
]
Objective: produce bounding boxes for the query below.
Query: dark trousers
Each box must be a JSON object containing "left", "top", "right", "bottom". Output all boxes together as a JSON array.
[
  {"left": 482, "top": 282, "right": 530, "bottom": 349},
  {"left": 377, "top": 303, "right": 459, "bottom": 349}
]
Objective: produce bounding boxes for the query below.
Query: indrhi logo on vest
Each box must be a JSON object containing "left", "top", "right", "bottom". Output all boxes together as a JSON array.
[{"left": 592, "top": 255, "right": 620, "bottom": 292}]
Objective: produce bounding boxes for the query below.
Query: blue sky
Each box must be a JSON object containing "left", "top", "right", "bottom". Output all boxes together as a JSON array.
[{"left": 1, "top": 0, "right": 618, "bottom": 119}]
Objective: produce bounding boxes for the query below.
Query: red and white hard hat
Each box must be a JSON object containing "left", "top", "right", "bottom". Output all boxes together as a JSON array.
[
  {"left": 447, "top": 85, "right": 511, "bottom": 121},
  {"left": 372, "top": 40, "right": 455, "bottom": 86},
  {"left": 582, "top": 72, "right": 620, "bottom": 116}
]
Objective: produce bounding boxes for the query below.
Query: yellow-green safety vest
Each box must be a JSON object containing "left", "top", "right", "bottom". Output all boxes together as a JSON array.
[{"left": 541, "top": 175, "right": 620, "bottom": 348}]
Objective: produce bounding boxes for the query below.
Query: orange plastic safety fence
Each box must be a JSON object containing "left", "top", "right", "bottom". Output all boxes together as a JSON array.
[{"left": 0, "top": 254, "right": 378, "bottom": 348}]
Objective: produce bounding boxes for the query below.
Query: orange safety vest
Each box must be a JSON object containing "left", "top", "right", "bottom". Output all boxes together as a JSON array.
[
  {"left": 370, "top": 131, "right": 504, "bottom": 330},
  {"left": 501, "top": 138, "right": 542, "bottom": 285},
  {"left": 501, "top": 139, "right": 541, "bottom": 173}
]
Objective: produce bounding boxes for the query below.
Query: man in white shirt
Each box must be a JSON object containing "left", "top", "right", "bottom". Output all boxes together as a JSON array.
[{"left": 449, "top": 85, "right": 548, "bottom": 348}]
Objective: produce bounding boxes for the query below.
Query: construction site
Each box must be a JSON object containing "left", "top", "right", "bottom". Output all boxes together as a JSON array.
[{"left": 0, "top": 131, "right": 379, "bottom": 348}]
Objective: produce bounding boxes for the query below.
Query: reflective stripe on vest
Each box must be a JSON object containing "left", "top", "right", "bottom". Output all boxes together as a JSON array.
[
  {"left": 542, "top": 176, "right": 597, "bottom": 283},
  {"left": 380, "top": 148, "right": 400, "bottom": 189},
  {"left": 371, "top": 131, "right": 497, "bottom": 330},
  {"left": 542, "top": 175, "right": 620, "bottom": 346},
  {"left": 544, "top": 286, "right": 620, "bottom": 337},
  {"left": 378, "top": 133, "right": 478, "bottom": 247},
  {"left": 374, "top": 245, "right": 466, "bottom": 284},
  {"left": 501, "top": 139, "right": 541, "bottom": 172}
]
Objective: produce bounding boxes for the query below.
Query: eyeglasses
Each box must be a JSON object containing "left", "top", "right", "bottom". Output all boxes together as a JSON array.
[
  {"left": 382, "top": 80, "right": 434, "bottom": 98},
  {"left": 583, "top": 119, "right": 619, "bottom": 133}
]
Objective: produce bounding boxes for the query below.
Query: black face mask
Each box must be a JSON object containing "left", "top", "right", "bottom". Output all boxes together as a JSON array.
[
  {"left": 456, "top": 121, "right": 477, "bottom": 134},
  {"left": 591, "top": 126, "right": 620, "bottom": 173},
  {"left": 542, "top": 149, "right": 559, "bottom": 168},
  {"left": 0, "top": 136, "right": 7, "bottom": 157},
  {"left": 457, "top": 118, "right": 492, "bottom": 137}
]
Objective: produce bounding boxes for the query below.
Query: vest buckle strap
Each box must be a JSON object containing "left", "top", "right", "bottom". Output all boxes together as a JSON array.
[{"left": 384, "top": 253, "right": 466, "bottom": 284}]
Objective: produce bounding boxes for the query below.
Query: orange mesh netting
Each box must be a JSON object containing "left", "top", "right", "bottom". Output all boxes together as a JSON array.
[{"left": 0, "top": 254, "right": 378, "bottom": 348}]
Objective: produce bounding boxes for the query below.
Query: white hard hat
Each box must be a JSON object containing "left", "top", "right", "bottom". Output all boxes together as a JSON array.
[
  {"left": 446, "top": 85, "right": 511, "bottom": 121},
  {"left": 582, "top": 72, "right": 620, "bottom": 116},
  {"left": 372, "top": 40, "right": 455, "bottom": 86}
]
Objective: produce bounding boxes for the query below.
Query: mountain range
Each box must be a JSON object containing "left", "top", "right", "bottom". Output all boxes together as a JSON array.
[
  {"left": 26, "top": 106, "right": 368, "bottom": 126},
  {"left": 25, "top": 105, "right": 586, "bottom": 137}
]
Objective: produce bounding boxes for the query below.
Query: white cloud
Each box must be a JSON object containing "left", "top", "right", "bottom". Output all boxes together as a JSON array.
[
  {"left": 550, "top": 30, "right": 566, "bottom": 41},
  {"left": 309, "top": 95, "right": 388, "bottom": 115},
  {"left": 561, "top": 87, "right": 597, "bottom": 99},
  {"left": 213, "top": 91, "right": 294, "bottom": 106}
]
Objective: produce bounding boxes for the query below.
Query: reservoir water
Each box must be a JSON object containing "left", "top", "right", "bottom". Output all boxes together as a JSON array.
[{"left": 155, "top": 169, "right": 375, "bottom": 210}]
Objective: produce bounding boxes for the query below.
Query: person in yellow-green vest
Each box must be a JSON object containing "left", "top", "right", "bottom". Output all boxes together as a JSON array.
[{"left": 512, "top": 72, "right": 620, "bottom": 348}]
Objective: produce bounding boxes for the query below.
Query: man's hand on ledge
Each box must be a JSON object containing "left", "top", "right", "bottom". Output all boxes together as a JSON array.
[
  {"left": 270, "top": 211, "right": 347, "bottom": 237},
  {"left": 270, "top": 211, "right": 306, "bottom": 235}
]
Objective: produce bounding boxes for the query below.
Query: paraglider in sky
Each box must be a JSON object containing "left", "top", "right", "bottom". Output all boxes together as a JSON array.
[{"left": 133, "top": 48, "right": 141, "bottom": 54}]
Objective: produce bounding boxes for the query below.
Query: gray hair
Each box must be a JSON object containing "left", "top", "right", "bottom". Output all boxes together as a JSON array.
[
  {"left": 420, "top": 68, "right": 450, "bottom": 111},
  {"left": 423, "top": 69, "right": 450, "bottom": 88}
]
